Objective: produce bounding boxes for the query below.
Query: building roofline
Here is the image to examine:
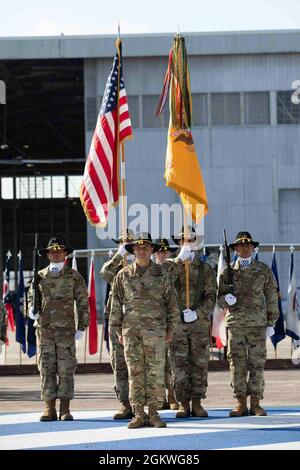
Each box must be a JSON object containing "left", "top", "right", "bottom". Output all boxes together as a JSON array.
[{"left": 0, "top": 29, "right": 300, "bottom": 59}]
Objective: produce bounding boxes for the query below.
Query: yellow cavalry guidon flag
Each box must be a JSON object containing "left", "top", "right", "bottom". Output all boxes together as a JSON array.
[{"left": 157, "top": 35, "right": 208, "bottom": 223}]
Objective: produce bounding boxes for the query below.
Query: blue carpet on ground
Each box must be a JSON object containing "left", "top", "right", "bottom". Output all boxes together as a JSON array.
[{"left": 0, "top": 407, "right": 299, "bottom": 450}]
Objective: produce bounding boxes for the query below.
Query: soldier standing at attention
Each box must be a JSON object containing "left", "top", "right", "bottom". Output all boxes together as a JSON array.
[
  {"left": 109, "top": 233, "right": 179, "bottom": 429},
  {"left": 218, "top": 232, "right": 279, "bottom": 417},
  {"left": 100, "top": 231, "right": 135, "bottom": 421},
  {"left": 165, "top": 227, "right": 217, "bottom": 419},
  {"left": 28, "top": 237, "right": 89, "bottom": 422},
  {"left": 153, "top": 238, "right": 179, "bottom": 411}
]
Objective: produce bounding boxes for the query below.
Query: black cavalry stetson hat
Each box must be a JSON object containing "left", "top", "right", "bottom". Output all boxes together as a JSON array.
[
  {"left": 112, "top": 228, "right": 135, "bottom": 245},
  {"left": 172, "top": 225, "right": 204, "bottom": 247},
  {"left": 229, "top": 231, "right": 259, "bottom": 250},
  {"left": 154, "top": 238, "right": 178, "bottom": 253},
  {"left": 125, "top": 233, "right": 160, "bottom": 254},
  {"left": 39, "top": 236, "right": 73, "bottom": 256}
]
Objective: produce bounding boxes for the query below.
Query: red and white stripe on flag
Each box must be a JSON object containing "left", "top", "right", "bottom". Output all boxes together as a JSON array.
[
  {"left": 80, "top": 42, "right": 132, "bottom": 227},
  {"left": 88, "top": 256, "right": 98, "bottom": 355}
]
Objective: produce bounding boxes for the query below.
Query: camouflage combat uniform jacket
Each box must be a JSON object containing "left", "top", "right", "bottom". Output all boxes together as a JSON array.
[
  {"left": 27, "top": 265, "right": 89, "bottom": 401},
  {"left": 28, "top": 265, "right": 89, "bottom": 332},
  {"left": 164, "top": 255, "right": 217, "bottom": 328},
  {"left": 218, "top": 260, "right": 279, "bottom": 327},
  {"left": 110, "top": 261, "right": 179, "bottom": 338},
  {"left": 100, "top": 253, "right": 124, "bottom": 319}
]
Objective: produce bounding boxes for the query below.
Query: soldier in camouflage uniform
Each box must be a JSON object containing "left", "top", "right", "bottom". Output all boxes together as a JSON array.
[
  {"left": 164, "top": 227, "right": 217, "bottom": 419},
  {"left": 153, "top": 238, "right": 179, "bottom": 411},
  {"left": 100, "top": 231, "right": 135, "bottom": 420},
  {"left": 109, "top": 233, "right": 179, "bottom": 429},
  {"left": 28, "top": 237, "right": 89, "bottom": 422},
  {"left": 218, "top": 232, "right": 279, "bottom": 417},
  {"left": 0, "top": 300, "right": 6, "bottom": 352}
]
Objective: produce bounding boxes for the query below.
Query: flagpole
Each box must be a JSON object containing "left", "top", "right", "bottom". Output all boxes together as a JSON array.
[
  {"left": 84, "top": 329, "right": 87, "bottom": 364},
  {"left": 99, "top": 320, "right": 104, "bottom": 364},
  {"left": 116, "top": 27, "right": 127, "bottom": 243},
  {"left": 183, "top": 205, "right": 190, "bottom": 309}
]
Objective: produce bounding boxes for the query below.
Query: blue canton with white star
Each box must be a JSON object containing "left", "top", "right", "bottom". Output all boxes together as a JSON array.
[{"left": 100, "top": 53, "right": 125, "bottom": 116}]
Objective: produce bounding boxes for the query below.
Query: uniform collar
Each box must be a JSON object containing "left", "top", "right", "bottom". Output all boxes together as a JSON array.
[{"left": 47, "top": 264, "right": 68, "bottom": 278}]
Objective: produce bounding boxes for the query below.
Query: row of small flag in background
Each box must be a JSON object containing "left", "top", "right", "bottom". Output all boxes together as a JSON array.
[
  {"left": 2, "top": 247, "right": 299, "bottom": 362},
  {"left": 2, "top": 251, "right": 99, "bottom": 360},
  {"left": 212, "top": 248, "right": 300, "bottom": 351}
]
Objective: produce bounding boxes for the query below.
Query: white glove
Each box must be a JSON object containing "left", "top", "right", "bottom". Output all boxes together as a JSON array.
[
  {"left": 266, "top": 326, "right": 275, "bottom": 339},
  {"left": 126, "top": 254, "right": 135, "bottom": 265},
  {"left": 75, "top": 330, "right": 84, "bottom": 341},
  {"left": 225, "top": 294, "right": 237, "bottom": 306},
  {"left": 182, "top": 308, "right": 198, "bottom": 323},
  {"left": 178, "top": 245, "right": 195, "bottom": 262},
  {"left": 117, "top": 243, "right": 128, "bottom": 257},
  {"left": 0, "top": 340, "right": 4, "bottom": 353},
  {"left": 29, "top": 307, "right": 40, "bottom": 320}
]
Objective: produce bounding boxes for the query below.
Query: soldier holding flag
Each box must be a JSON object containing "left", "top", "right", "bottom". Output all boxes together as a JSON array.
[{"left": 164, "top": 227, "right": 217, "bottom": 418}]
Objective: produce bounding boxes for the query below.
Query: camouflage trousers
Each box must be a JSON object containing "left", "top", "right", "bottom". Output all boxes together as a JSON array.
[
  {"left": 123, "top": 335, "right": 165, "bottom": 408},
  {"left": 169, "top": 324, "right": 210, "bottom": 401},
  {"left": 109, "top": 332, "right": 129, "bottom": 402},
  {"left": 36, "top": 327, "right": 77, "bottom": 401},
  {"left": 227, "top": 326, "right": 266, "bottom": 399},
  {"left": 164, "top": 344, "right": 173, "bottom": 389}
]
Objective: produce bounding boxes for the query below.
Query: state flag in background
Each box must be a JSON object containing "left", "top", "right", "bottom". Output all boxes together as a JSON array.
[
  {"left": 15, "top": 252, "right": 26, "bottom": 353},
  {"left": 270, "top": 250, "right": 285, "bottom": 349},
  {"left": 286, "top": 250, "right": 300, "bottom": 344},
  {"left": 2, "top": 251, "right": 15, "bottom": 340}
]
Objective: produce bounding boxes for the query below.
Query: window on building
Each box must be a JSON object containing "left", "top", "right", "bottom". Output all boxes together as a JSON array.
[
  {"left": 36, "top": 176, "right": 51, "bottom": 199},
  {"left": 127, "top": 95, "right": 140, "bottom": 128},
  {"left": 277, "top": 91, "right": 300, "bottom": 124},
  {"left": 192, "top": 93, "right": 208, "bottom": 127},
  {"left": 12, "top": 176, "right": 66, "bottom": 199},
  {"left": 244, "top": 92, "right": 270, "bottom": 125},
  {"left": 16, "top": 177, "right": 35, "bottom": 199},
  {"left": 211, "top": 93, "right": 241, "bottom": 126},
  {"left": 1, "top": 177, "right": 14, "bottom": 199},
  {"left": 68, "top": 175, "right": 82, "bottom": 198},
  {"left": 142, "top": 95, "right": 169, "bottom": 128},
  {"left": 52, "top": 176, "right": 66, "bottom": 198}
]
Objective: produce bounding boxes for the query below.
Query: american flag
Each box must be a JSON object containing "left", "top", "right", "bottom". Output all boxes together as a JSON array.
[{"left": 80, "top": 40, "right": 132, "bottom": 226}]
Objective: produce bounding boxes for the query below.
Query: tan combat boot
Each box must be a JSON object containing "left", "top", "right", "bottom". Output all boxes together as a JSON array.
[
  {"left": 250, "top": 397, "right": 267, "bottom": 416},
  {"left": 40, "top": 400, "right": 57, "bottom": 422},
  {"left": 127, "top": 405, "right": 148, "bottom": 429},
  {"left": 59, "top": 399, "right": 73, "bottom": 421},
  {"left": 191, "top": 398, "right": 208, "bottom": 417},
  {"left": 175, "top": 400, "right": 191, "bottom": 418},
  {"left": 148, "top": 404, "right": 167, "bottom": 428},
  {"left": 113, "top": 401, "right": 134, "bottom": 420},
  {"left": 229, "top": 397, "right": 248, "bottom": 417},
  {"left": 167, "top": 387, "right": 179, "bottom": 411}
]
